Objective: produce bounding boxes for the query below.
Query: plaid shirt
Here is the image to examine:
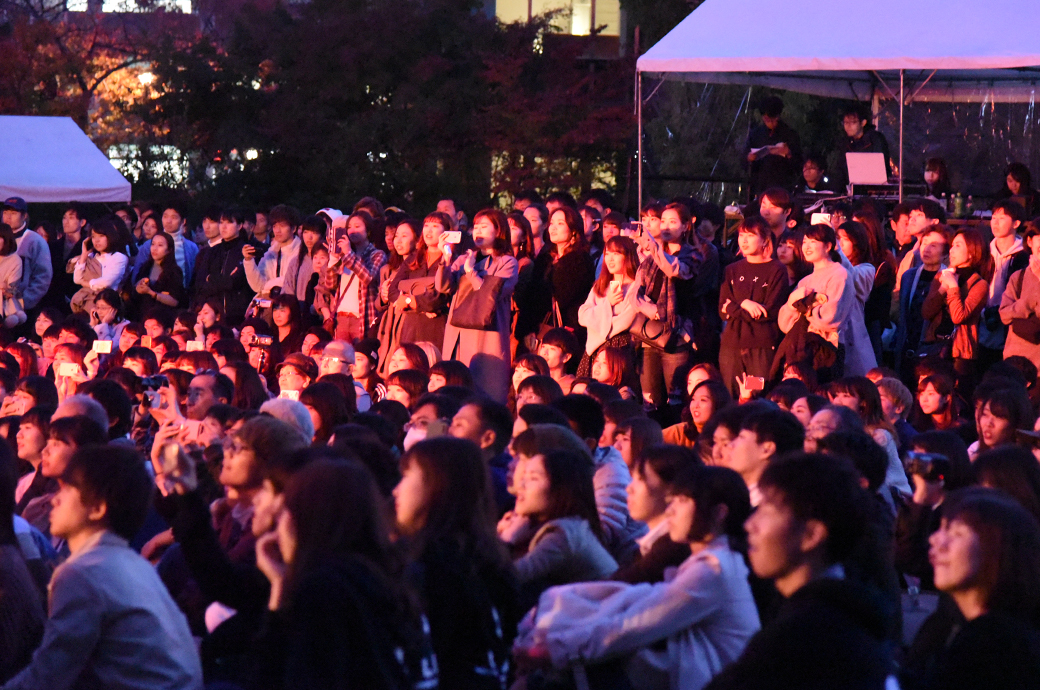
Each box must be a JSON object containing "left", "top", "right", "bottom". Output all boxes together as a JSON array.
[{"left": 338, "top": 242, "right": 387, "bottom": 328}]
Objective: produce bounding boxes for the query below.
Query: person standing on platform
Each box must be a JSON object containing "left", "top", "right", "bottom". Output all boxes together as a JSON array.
[
  {"left": 745, "top": 96, "right": 802, "bottom": 199},
  {"left": 836, "top": 105, "right": 892, "bottom": 188}
]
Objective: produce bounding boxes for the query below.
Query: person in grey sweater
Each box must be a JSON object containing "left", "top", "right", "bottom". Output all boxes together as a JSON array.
[
  {"left": 501, "top": 447, "right": 618, "bottom": 610},
  {"left": 3, "top": 445, "right": 201, "bottom": 690}
]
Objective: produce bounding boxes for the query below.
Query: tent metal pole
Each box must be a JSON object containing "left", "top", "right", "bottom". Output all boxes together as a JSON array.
[
  {"left": 638, "top": 71, "right": 643, "bottom": 214},
  {"left": 899, "top": 69, "right": 905, "bottom": 203}
]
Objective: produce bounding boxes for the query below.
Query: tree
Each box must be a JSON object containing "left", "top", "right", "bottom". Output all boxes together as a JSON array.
[
  {"left": 0, "top": 0, "right": 193, "bottom": 145},
  {"left": 132, "top": 0, "right": 633, "bottom": 212}
]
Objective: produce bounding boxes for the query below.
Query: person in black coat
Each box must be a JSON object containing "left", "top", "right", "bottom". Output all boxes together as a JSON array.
[
  {"left": 132, "top": 231, "right": 187, "bottom": 317},
  {"left": 902, "top": 488, "right": 1040, "bottom": 690},
  {"left": 41, "top": 203, "right": 89, "bottom": 312},
  {"left": 255, "top": 458, "right": 439, "bottom": 690},
  {"left": 193, "top": 211, "right": 255, "bottom": 326},
  {"left": 745, "top": 96, "right": 803, "bottom": 197},
  {"left": 524, "top": 206, "right": 599, "bottom": 355},
  {"left": 394, "top": 437, "right": 520, "bottom": 690},
  {"left": 705, "top": 453, "right": 896, "bottom": 690},
  {"left": 836, "top": 105, "right": 892, "bottom": 187}
]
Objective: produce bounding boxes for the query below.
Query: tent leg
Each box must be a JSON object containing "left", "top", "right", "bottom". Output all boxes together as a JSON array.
[
  {"left": 899, "top": 69, "right": 904, "bottom": 203},
  {"left": 637, "top": 71, "right": 643, "bottom": 215}
]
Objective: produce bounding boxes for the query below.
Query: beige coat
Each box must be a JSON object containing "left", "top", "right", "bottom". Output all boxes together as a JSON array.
[{"left": 437, "top": 252, "right": 518, "bottom": 402}]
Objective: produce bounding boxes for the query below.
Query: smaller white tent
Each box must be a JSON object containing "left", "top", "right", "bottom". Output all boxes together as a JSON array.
[{"left": 0, "top": 116, "right": 131, "bottom": 203}]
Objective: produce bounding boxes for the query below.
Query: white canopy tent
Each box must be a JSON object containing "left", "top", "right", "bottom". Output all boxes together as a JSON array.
[
  {"left": 635, "top": 0, "right": 1040, "bottom": 204},
  {"left": 0, "top": 116, "right": 131, "bottom": 203}
]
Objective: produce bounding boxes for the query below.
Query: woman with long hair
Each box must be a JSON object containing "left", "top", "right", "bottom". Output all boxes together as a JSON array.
[
  {"left": 828, "top": 376, "right": 912, "bottom": 498},
  {"left": 969, "top": 385, "right": 1033, "bottom": 460},
  {"left": 503, "top": 445, "right": 618, "bottom": 609},
  {"left": 590, "top": 346, "right": 639, "bottom": 400},
  {"left": 923, "top": 157, "right": 952, "bottom": 200},
  {"left": 577, "top": 235, "right": 640, "bottom": 377},
  {"left": 91, "top": 288, "right": 131, "bottom": 344},
  {"left": 14, "top": 408, "right": 54, "bottom": 530},
  {"left": 254, "top": 458, "right": 439, "bottom": 690},
  {"left": 220, "top": 360, "right": 271, "bottom": 410},
  {"left": 663, "top": 379, "right": 733, "bottom": 449},
  {"left": 993, "top": 161, "right": 1040, "bottom": 217},
  {"left": 532, "top": 206, "right": 597, "bottom": 352},
  {"left": 394, "top": 437, "right": 520, "bottom": 689},
  {"left": 379, "top": 218, "right": 419, "bottom": 302},
  {"left": 522, "top": 203, "right": 549, "bottom": 257},
  {"left": 384, "top": 342, "right": 429, "bottom": 377},
  {"left": 835, "top": 220, "right": 879, "bottom": 376},
  {"left": 852, "top": 205, "right": 898, "bottom": 364},
  {"left": 132, "top": 230, "right": 186, "bottom": 316},
  {"left": 921, "top": 227, "right": 990, "bottom": 399},
  {"left": 507, "top": 353, "right": 550, "bottom": 414},
  {"left": 911, "top": 373, "right": 975, "bottom": 446},
  {"left": 71, "top": 216, "right": 128, "bottom": 314},
  {"left": 5, "top": 342, "right": 37, "bottom": 381},
  {"left": 437, "top": 208, "right": 519, "bottom": 402},
  {"left": 775, "top": 228, "right": 812, "bottom": 288},
  {"left": 508, "top": 211, "right": 538, "bottom": 360},
  {"left": 298, "top": 382, "right": 350, "bottom": 445},
  {"left": 634, "top": 202, "right": 706, "bottom": 410},
  {"left": 384, "top": 369, "right": 429, "bottom": 411},
  {"left": 271, "top": 294, "right": 305, "bottom": 355},
  {"left": 376, "top": 216, "right": 451, "bottom": 377},
  {"left": 612, "top": 417, "right": 664, "bottom": 471},
  {"left": 904, "top": 488, "right": 1040, "bottom": 689}
]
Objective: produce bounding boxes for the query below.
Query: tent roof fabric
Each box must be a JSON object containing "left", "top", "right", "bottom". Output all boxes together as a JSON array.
[
  {"left": 636, "top": 0, "right": 1040, "bottom": 101},
  {"left": 0, "top": 116, "right": 131, "bottom": 203}
]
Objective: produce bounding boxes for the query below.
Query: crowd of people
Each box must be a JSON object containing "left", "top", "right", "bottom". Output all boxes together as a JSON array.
[{"left": 2, "top": 175, "right": 1040, "bottom": 690}]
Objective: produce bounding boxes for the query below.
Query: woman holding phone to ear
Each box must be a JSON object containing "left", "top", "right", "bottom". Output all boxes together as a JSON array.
[{"left": 437, "top": 209, "right": 518, "bottom": 403}]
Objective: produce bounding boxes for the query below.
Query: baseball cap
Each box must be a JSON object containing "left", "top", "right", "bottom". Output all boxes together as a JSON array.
[
  {"left": 354, "top": 338, "right": 380, "bottom": 366},
  {"left": 276, "top": 352, "right": 320, "bottom": 381},
  {"left": 2, "top": 197, "right": 27, "bottom": 213}
]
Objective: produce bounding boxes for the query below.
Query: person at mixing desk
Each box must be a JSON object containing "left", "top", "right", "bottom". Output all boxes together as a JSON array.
[
  {"left": 794, "top": 156, "right": 839, "bottom": 195},
  {"left": 745, "top": 96, "right": 802, "bottom": 198},
  {"left": 836, "top": 105, "right": 892, "bottom": 187}
]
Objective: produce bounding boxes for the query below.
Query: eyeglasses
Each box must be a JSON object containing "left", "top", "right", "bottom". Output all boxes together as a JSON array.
[
  {"left": 807, "top": 423, "right": 837, "bottom": 438},
  {"left": 403, "top": 418, "right": 446, "bottom": 433},
  {"left": 223, "top": 439, "right": 251, "bottom": 455}
]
